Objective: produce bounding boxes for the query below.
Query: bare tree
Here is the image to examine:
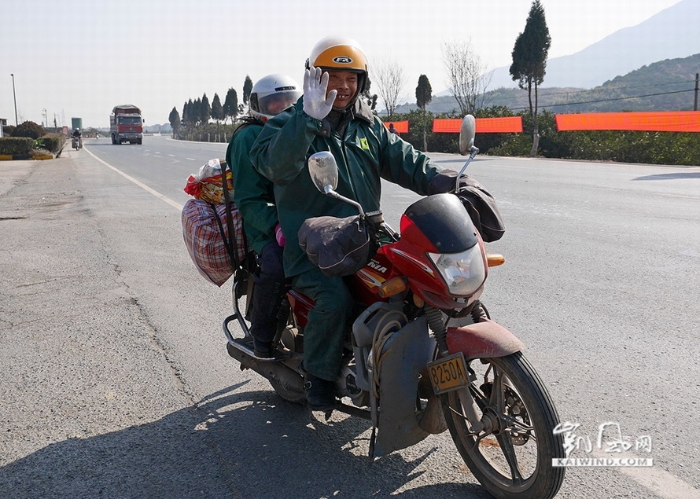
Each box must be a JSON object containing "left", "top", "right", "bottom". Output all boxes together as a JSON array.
[
  {"left": 442, "top": 41, "right": 492, "bottom": 115},
  {"left": 373, "top": 59, "right": 406, "bottom": 120}
]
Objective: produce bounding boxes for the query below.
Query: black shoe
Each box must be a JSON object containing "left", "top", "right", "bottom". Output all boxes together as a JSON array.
[
  {"left": 253, "top": 340, "right": 274, "bottom": 358},
  {"left": 304, "top": 375, "right": 336, "bottom": 411}
]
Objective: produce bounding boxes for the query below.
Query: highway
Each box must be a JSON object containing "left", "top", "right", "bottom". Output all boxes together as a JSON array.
[{"left": 1, "top": 134, "right": 699, "bottom": 498}]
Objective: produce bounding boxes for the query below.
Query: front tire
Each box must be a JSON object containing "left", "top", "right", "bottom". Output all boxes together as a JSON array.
[{"left": 441, "top": 352, "right": 565, "bottom": 499}]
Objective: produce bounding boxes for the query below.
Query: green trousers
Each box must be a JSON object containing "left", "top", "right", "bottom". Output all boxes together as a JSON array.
[{"left": 292, "top": 268, "right": 353, "bottom": 381}]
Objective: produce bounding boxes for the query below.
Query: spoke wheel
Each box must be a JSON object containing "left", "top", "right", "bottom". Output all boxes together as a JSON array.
[{"left": 441, "top": 352, "right": 565, "bottom": 499}]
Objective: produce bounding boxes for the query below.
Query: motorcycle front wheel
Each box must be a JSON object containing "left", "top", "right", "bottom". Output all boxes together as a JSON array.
[{"left": 440, "top": 352, "right": 565, "bottom": 499}]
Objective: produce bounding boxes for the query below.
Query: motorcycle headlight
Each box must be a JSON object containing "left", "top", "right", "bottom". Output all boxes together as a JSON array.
[{"left": 428, "top": 245, "right": 486, "bottom": 296}]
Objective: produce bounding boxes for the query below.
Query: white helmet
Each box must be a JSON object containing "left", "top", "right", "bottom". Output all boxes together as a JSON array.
[{"left": 249, "top": 74, "right": 302, "bottom": 121}]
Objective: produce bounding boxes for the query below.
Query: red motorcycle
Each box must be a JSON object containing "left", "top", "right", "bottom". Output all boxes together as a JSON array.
[{"left": 224, "top": 116, "right": 565, "bottom": 498}]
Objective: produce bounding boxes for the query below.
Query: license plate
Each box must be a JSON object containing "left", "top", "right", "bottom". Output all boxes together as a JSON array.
[{"left": 427, "top": 352, "right": 469, "bottom": 394}]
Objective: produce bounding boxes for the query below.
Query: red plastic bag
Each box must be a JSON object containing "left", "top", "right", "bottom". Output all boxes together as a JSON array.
[{"left": 183, "top": 159, "right": 233, "bottom": 205}]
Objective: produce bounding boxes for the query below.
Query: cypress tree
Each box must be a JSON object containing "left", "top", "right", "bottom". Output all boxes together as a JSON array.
[
  {"left": 223, "top": 88, "right": 239, "bottom": 123},
  {"left": 242, "top": 76, "right": 253, "bottom": 107},
  {"left": 510, "top": 0, "right": 551, "bottom": 156},
  {"left": 416, "top": 74, "right": 432, "bottom": 111}
]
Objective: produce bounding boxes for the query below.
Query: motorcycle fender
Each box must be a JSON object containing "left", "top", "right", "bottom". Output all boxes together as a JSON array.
[
  {"left": 446, "top": 320, "right": 525, "bottom": 360},
  {"left": 375, "top": 315, "right": 434, "bottom": 457}
]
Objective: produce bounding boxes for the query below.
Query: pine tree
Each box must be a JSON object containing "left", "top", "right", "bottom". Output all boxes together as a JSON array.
[
  {"left": 193, "top": 98, "right": 202, "bottom": 125},
  {"left": 200, "top": 93, "right": 211, "bottom": 124},
  {"left": 223, "top": 88, "right": 239, "bottom": 123},
  {"left": 242, "top": 76, "right": 253, "bottom": 108},
  {"left": 168, "top": 107, "right": 180, "bottom": 135},
  {"left": 416, "top": 75, "right": 433, "bottom": 151},
  {"left": 416, "top": 75, "right": 432, "bottom": 111},
  {"left": 211, "top": 93, "right": 224, "bottom": 123},
  {"left": 183, "top": 99, "right": 194, "bottom": 125},
  {"left": 509, "top": 0, "right": 551, "bottom": 156}
]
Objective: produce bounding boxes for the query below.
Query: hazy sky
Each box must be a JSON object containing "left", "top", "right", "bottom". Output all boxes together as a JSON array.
[{"left": 1, "top": 0, "right": 685, "bottom": 128}]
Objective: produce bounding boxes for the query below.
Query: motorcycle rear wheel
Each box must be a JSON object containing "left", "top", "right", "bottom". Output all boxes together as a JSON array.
[
  {"left": 440, "top": 352, "right": 564, "bottom": 499},
  {"left": 268, "top": 377, "right": 306, "bottom": 404}
]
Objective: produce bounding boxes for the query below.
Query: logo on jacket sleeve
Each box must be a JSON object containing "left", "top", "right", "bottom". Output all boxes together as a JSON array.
[{"left": 359, "top": 138, "right": 370, "bottom": 150}]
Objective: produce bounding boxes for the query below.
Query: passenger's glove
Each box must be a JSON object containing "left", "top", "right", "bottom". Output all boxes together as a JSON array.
[
  {"left": 275, "top": 223, "right": 286, "bottom": 247},
  {"left": 303, "top": 66, "right": 337, "bottom": 121}
]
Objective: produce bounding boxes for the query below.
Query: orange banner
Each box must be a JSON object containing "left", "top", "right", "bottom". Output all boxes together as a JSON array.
[
  {"left": 384, "top": 120, "right": 409, "bottom": 133},
  {"left": 555, "top": 112, "right": 700, "bottom": 132},
  {"left": 432, "top": 117, "right": 523, "bottom": 133}
]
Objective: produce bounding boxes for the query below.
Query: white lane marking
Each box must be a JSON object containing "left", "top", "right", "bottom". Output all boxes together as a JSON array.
[
  {"left": 585, "top": 447, "right": 700, "bottom": 498},
  {"left": 619, "top": 466, "right": 700, "bottom": 499},
  {"left": 186, "top": 158, "right": 196, "bottom": 161},
  {"left": 83, "top": 146, "right": 183, "bottom": 210}
]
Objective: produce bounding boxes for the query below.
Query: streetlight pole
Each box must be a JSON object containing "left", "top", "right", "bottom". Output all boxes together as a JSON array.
[{"left": 10, "top": 73, "right": 18, "bottom": 126}]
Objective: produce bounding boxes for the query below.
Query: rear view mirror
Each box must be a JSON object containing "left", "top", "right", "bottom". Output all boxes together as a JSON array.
[
  {"left": 308, "top": 151, "right": 338, "bottom": 194},
  {"left": 307, "top": 151, "right": 365, "bottom": 216},
  {"left": 459, "top": 115, "right": 476, "bottom": 156}
]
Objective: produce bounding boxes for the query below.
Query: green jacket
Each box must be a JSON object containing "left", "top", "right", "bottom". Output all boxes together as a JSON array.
[
  {"left": 226, "top": 123, "right": 277, "bottom": 255},
  {"left": 250, "top": 98, "right": 441, "bottom": 277}
]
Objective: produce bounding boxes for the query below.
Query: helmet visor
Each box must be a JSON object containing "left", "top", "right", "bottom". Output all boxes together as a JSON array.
[{"left": 258, "top": 90, "right": 301, "bottom": 117}]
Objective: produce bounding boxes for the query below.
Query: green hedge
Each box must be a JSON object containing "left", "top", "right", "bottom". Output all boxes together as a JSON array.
[
  {"left": 176, "top": 108, "right": 700, "bottom": 165},
  {"left": 37, "top": 133, "right": 66, "bottom": 153},
  {"left": 174, "top": 121, "right": 240, "bottom": 143},
  {"left": 11, "top": 121, "right": 45, "bottom": 139},
  {"left": 486, "top": 110, "right": 700, "bottom": 166},
  {"left": 0, "top": 137, "right": 35, "bottom": 155},
  {"left": 387, "top": 107, "right": 700, "bottom": 166}
]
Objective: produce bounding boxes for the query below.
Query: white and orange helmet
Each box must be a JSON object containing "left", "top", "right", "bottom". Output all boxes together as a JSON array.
[{"left": 306, "top": 36, "right": 369, "bottom": 93}]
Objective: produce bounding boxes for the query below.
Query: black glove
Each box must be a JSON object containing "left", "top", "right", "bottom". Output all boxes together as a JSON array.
[
  {"left": 428, "top": 169, "right": 505, "bottom": 242},
  {"left": 427, "top": 169, "right": 470, "bottom": 195}
]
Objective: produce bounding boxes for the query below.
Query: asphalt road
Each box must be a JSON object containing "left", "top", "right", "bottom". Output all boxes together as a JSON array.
[{"left": 1, "top": 135, "right": 699, "bottom": 498}]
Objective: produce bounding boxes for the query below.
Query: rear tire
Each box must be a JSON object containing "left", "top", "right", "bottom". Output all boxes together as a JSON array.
[
  {"left": 268, "top": 377, "right": 306, "bottom": 404},
  {"left": 441, "top": 352, "right": 565, "bottom": 499}
]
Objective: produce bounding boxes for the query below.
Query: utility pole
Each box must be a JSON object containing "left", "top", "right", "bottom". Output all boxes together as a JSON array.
[
  {"left": 694, "top": 73, "right": 698, "bottom": 112},
  {"left": 10, "top": 73, "right": 18, "bottom": 126}
]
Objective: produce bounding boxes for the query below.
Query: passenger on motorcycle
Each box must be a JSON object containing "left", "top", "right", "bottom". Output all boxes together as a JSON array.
[
  {"left": 251, "top": 37, "right": 458, "bottom": 410},
  {"left": 226, "top": 74, "right": 302, "bottom": 358}
]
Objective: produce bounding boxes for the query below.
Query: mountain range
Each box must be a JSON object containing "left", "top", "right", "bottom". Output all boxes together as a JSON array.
[
  {"left": 394, "top": 52, "right": 699, "bottom": 115},
  {"left": 488, "top": 0, "right": 699, "bottom": 89},
  {"left": 393, "top": 0, "right": 700, "bottom": 115}
]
